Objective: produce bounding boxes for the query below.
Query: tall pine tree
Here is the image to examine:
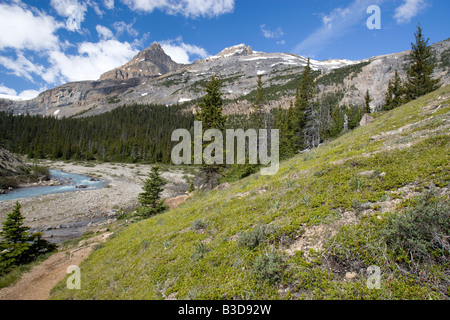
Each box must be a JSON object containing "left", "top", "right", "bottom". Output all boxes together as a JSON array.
[
  {"left": 404, "top": 23, "right": 440, "bottom": 101},
  {"left": 363, "top": 89, "right": 373, "bottom": 114},
  {"left": 294, "top": 58, "right": 316, "bottom": 150},
  {"left": 252, "top": 74, "right": 265, "bottom": 130},
  {"left": 196, "top": 76, "right": 227, "bottom": 189}
]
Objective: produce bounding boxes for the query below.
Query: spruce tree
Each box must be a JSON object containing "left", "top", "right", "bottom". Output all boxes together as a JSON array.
[
  {"left": 137, "top": 165, "right": 167, "bottom": 217},
  {"left": 252, "top": 74, "right": 265, "bottom": 129},
  {"left": 363, "top": 90, "right": 373, "bottom": 114},
  {"left": 294, "top": 58, "right": 316, "bottom": 150},
  {"left": 275, "top": 103, "right": 296, "bottom": 159},
  {"left": 0, "top": 202, "right": 31, "bottom": 273},
  {"left": 196, "top": 76, "right": 227, "bottom": 189},
  {"left": 383, "top": 70, "right": 405, "bottom": 111},
  {"left": 404, "top": 23, "right": 440, "bottom": 101},
  {"left": 196, "top": 76, "right": 227, "bottom": 130}
]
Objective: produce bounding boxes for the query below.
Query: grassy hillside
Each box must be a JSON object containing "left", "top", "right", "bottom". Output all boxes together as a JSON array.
[{"left": 51, "top": 86, "right": 450, "bottom": 300}]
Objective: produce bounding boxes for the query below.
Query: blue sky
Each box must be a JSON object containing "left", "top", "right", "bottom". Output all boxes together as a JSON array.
[{"left": 0, "top": 0, "right": 449, "bottom": 100}]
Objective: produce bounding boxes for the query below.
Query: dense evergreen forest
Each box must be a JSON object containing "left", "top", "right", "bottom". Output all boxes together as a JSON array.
[{"left": 0, "top": 104, "right": 194, "bottom": 164}]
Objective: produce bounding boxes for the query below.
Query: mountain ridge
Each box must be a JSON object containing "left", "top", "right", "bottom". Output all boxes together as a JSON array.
[{"left": 0, "top": 39, "right": 449, "bottom": 118}]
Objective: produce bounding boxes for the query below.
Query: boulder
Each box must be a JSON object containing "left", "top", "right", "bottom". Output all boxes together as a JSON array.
[
  {"left": 345, "top": 272, "right": 358, "bottom": 280},
  {"left": 360, "top": 113, "right": 374, "bottom": 127},
  {"left": 214, "top": 182, "right": 231, "bottom": 191}
]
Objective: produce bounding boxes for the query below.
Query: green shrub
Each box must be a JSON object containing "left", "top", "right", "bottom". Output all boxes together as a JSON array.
[
  {"left": 349, "top": 174, "right": 366, "bottom": 191},
  {"left": 252, "top": 248, "right": 286, "bottom": 285},
  {"left": 32, "top": 164, "right": 50, "bottom": 177},
  {"left": 238, "top": 224, "right": 273, "bottom": 250},
  {"left": 0, "top": 176, "right": 19, "bottom": 190},
  {"left": 191, "top": 219, "right": 207, "bottom": 231},
  {"left": 383, "top": 189, "right": 450, "bottom": 265},
  {"left": 192, "top": 242, "right": 208, "bottom": 260}
]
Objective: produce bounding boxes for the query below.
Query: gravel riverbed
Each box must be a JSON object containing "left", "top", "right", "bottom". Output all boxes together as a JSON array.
[{"left": 0, "top": 161, "right": 195, "bottom": 242}]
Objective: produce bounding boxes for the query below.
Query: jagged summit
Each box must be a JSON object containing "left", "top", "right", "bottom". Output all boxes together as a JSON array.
[{"left": 99, "top": 42, "right": 182, "bottom": 81}]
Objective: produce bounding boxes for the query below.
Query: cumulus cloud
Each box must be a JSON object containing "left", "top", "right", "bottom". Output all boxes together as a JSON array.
[
  {"left": 160, "top": 37, "right": 208, "bottom": 64},
  {"left": 122, "top": 0, "right": 235, "bottom": 18},
  {"left": 0, "top": 84, "right": 41, "bottom": 101},
  {"left": 0, "top": 2, "right": 61, "bottom": 51},
  {"left": 50, "top": 0, "right": 87, "bottom": 31},
  {"left": 394, "top": 0, "right": 427, "bottom": 24},
  {"left": 0, "top": 85, "right": 18, "bottom": 96},
  {"left": 46, "top": 40, "right": 139, "bottom": 82}
]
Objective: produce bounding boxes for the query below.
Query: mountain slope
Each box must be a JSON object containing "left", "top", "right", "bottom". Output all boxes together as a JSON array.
[
  {"left": 2, "top": 39, "right": 448, "bottom": 118},
  {"left": 50, "top": 85, "right": 450, "bottom": 300}
]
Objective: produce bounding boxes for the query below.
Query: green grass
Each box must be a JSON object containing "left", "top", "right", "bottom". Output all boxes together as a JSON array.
[{"left": 50, "top": 85, "right": 450, "bottom": 300}]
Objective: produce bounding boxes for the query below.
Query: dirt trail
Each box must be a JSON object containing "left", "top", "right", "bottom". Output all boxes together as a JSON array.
[
  {"left": 0, "top": 232, "right": 113, "bottom": 300},
  {"left": 0, "top": 191, "right": 192, "bottom": 300}
]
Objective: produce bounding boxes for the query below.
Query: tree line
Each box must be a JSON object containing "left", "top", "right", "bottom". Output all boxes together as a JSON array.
[{"left": 0, "top": 104, "right": 194, "bottom": 164}]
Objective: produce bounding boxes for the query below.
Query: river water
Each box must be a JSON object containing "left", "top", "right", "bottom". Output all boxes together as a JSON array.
[
  {"left": 0, "top": 169, "right": 110, "bottom": 243},
  {"left": 0, "top": 169, "right": 107, "bottom": 202}
]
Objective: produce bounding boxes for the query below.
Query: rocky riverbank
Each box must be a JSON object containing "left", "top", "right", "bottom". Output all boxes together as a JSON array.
[{"left": 0, "top": 161, "right": 196, "bottom": 243}]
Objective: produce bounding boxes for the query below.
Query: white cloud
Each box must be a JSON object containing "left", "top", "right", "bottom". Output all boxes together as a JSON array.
[
  {"left": 260, "top": 24, "right": 284, "bottom": 39},
  {"left": 113, "top": 20, "right": 139, "bottom": 37},
  {"left": 50, "top": 0, "right": 87, "bottom": 32},
  {"left": 394, "top": 0, "right": 427, "bottom": 24},
  {"left": 160, "top": 37, "right": 208, "bottom": 64},
  {"left": 96, "top": 25, "right": 114, "bottom": 40},
  {"left": 86, "top": 0, "right": 105, "bottom": 17},
  {"left": 0, "top": 2, "right": 61, "bottom": 51},
  {"left": 293, "top": 0, "right": 384, "bottom": 57},
  {"left": 122, "top": 0, "right": 235, "bottom": 18},
  {"left": 0, "top": 85, "right": 17, "bottom": 96},
  {"left": 104, "top": 0, "right": 115, "bottom": 9},
  {"left": 46, "top": 40, "right": 139, "bottom": 82},
  {"left": 0, "top": 53, "right": 45, "bottom": 82},
  {"left": 321, "top": 7, "right": 351, "bottom": 30},
  {"left": 0, "top": 85, "right": 41, "bottom": 101}
]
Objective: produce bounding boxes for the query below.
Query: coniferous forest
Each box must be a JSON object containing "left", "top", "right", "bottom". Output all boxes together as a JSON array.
[{"left": 0, "top": 104, "right": 194, "bottom": 164}]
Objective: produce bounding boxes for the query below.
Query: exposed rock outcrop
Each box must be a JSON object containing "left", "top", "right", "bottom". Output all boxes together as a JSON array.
[{"left": 0, "top": 148, "right": 29, "bottom": 177}]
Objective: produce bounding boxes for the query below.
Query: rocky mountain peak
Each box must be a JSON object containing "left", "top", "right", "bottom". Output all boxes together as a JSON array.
[
  {"left": 206, "top": 44, "right": 253, "bottom": 61},
  {"left": 99, "top": 42, "right": 182, "bottom": 81}
]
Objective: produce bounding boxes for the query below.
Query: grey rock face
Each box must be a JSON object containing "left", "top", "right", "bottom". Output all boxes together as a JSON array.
[
  {"left": 100, "top": 42, "right": 183, "bottom": 80},
  {"left": 0, "top": 148, "right": 30, "bottom": 176}
]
